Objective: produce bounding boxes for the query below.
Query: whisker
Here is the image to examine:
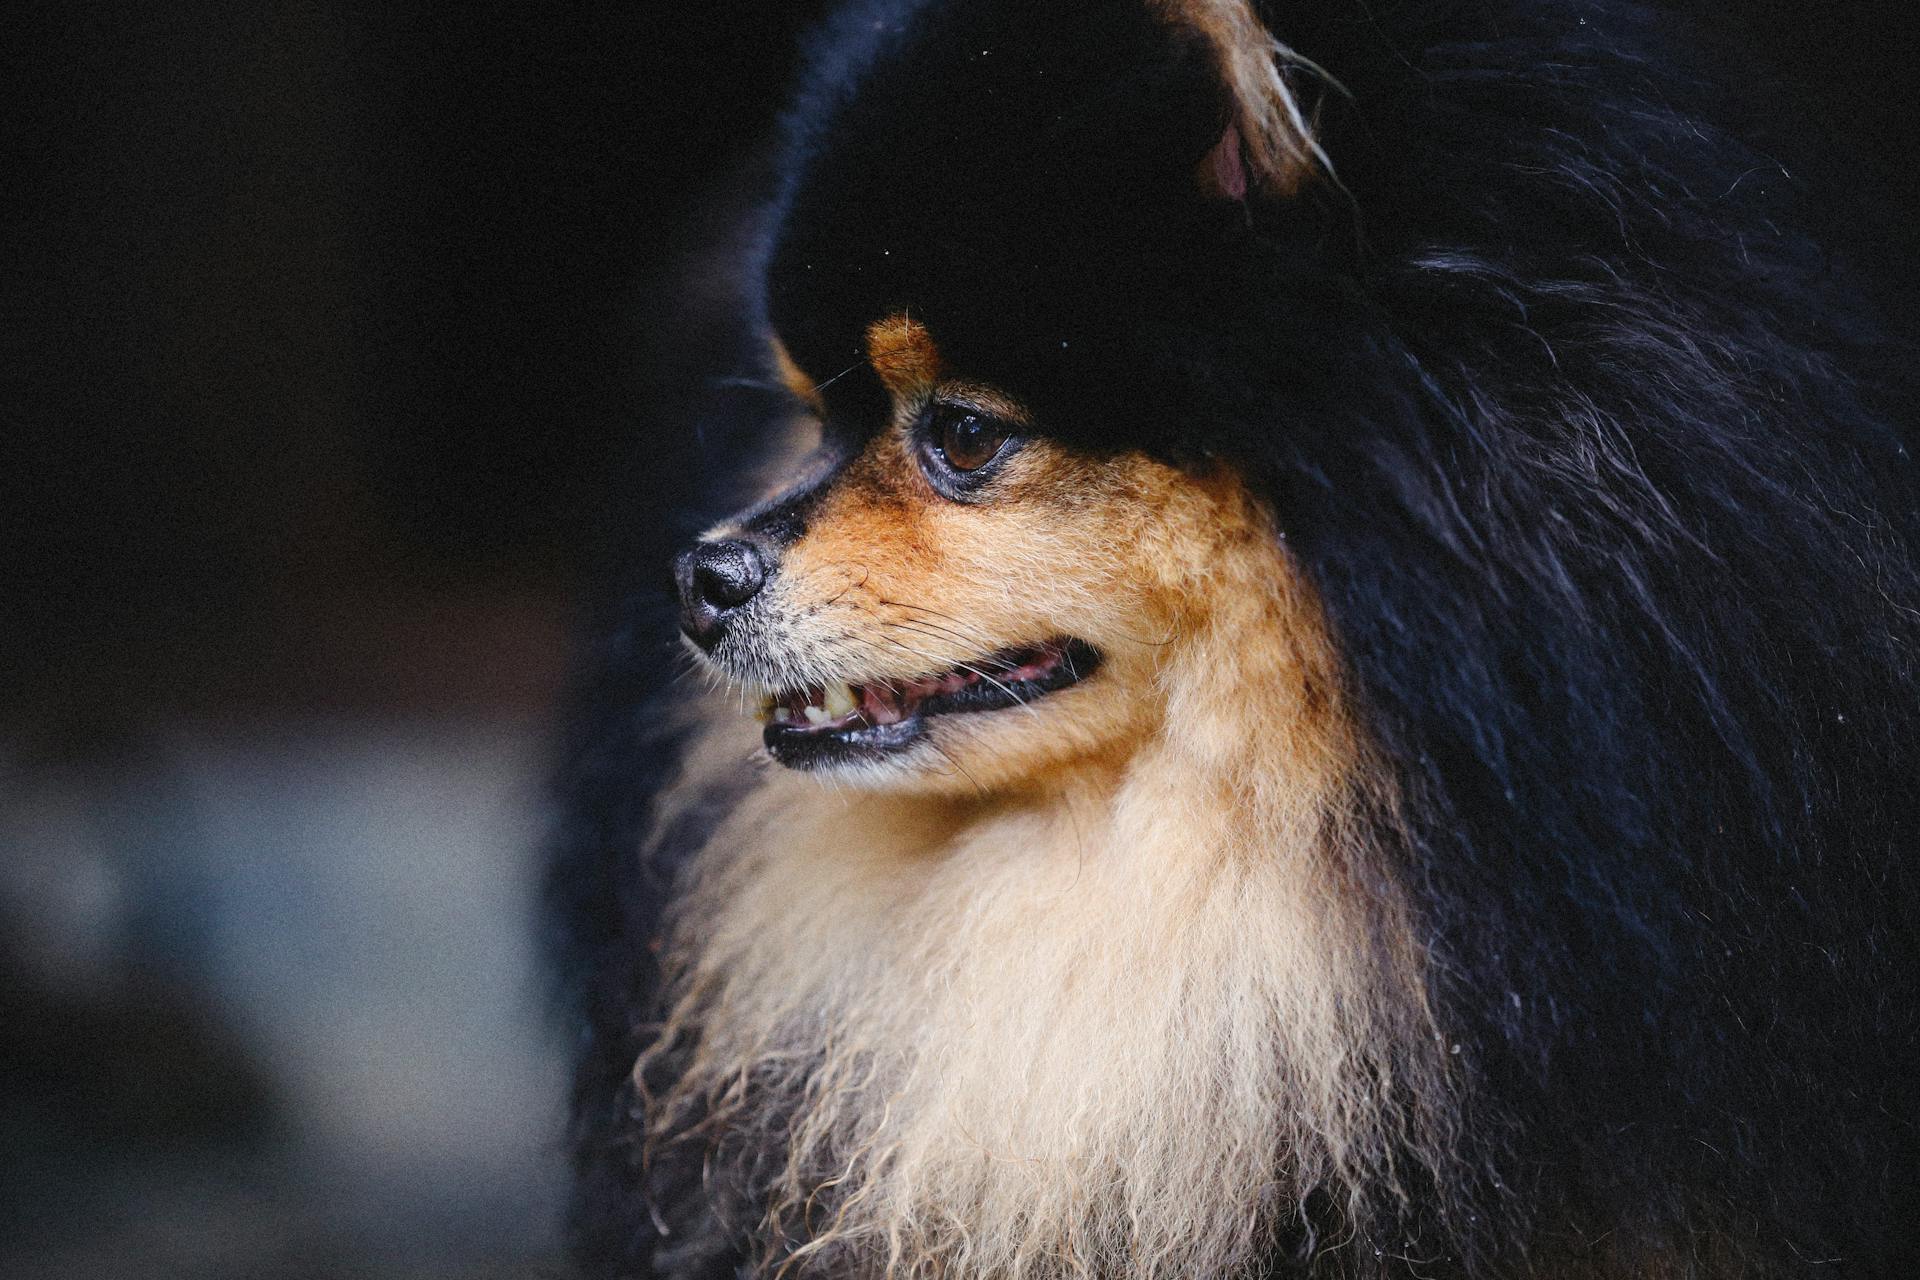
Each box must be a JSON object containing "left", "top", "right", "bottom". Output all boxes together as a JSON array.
[
  {"left": 875, "top": 617, "right": 1029, "bottom": 671},
  {"left": 927, "top": 739, "right": 989, "bottom": 797},
  {"left": 878, "top": 589, "right": 1176, "bottom": 650},
  {"left": 810, "top": 360, "right": 864, "bottom": 393},
  {"left": 878, "top": 620, "right": 1020, "bottom": 672},
  {"left": 873, "top": 597, "right": 998, "bottom": 647},
  {"left": 869, "top": 635, "right": 1042, "bottom": 722},
  {"left": 822, "top": 566, "right": 872, "bottom": 607}
]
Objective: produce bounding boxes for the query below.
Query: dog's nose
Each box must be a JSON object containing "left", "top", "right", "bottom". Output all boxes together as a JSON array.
[{"left": 674, "top": 538, "right": 769, "bottom": 648}]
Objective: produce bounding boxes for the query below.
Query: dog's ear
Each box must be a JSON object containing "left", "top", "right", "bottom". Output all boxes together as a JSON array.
[
  {"left": 1159, "top": 0, "right": 1327, "bottom": 201},
  {"left": 1200, "top": 118, "right": 1250, "bottom": 202}
]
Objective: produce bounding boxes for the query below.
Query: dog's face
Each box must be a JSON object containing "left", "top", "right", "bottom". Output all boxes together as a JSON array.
[
  {"left": 666, "top": 0, "right": 1345, "bottom": 796},
  {"left": 675, "top": 313, "right": 1273, "bottom": 793},
  {"left": 664, "top": 0, "right": 1362, "bottom": 798}
]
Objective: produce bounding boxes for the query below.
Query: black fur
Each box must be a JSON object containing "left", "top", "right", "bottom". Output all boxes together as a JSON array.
[{"left": 551, "top": 1, "right": 1920, "bottom": 1274}]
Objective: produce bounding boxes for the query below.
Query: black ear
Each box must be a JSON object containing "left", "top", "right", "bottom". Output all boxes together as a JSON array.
[{"left": 1157, "top": 0, "right": 1327, "bottom": 200}]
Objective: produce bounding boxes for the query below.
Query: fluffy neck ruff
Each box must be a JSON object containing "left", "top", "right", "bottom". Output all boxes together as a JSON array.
[{"left": 645, "top": 528, "right": 1454, "bottom": 1279}]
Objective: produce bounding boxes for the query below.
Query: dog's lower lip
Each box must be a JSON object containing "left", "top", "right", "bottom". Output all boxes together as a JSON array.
[
  {"left": 761, "top": 638, "right": 1101, "bottom": 768},
  {"left": 762, "top": 714, "right": 931, "bottom": 769}
]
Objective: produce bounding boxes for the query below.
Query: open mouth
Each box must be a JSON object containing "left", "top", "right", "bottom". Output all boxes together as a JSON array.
[{"left": 758, "top": 638, "right": 1100, "bottom": 769}]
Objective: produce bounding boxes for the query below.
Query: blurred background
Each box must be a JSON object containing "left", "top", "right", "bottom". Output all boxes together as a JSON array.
[{"left": 1, "top": 2, "right": 1914, "bottom": 1277}]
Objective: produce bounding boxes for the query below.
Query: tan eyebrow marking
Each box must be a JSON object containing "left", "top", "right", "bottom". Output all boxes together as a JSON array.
[{"left": 864, "top": 312, "right": 945, "bottom": 400}]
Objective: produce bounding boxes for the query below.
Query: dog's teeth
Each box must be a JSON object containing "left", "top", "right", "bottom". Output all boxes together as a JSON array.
[
  {"left": 803, "top": 705, "right": 831, "bottom": 725},
  {"left": 824, "top": 681, "right": 857, "bottom": 717},
  {"left": 771, "top": 706, "right": 795, "bottom": 724},
  {"left": 756, "top": 694, "right": 776, "bottom": 722}
]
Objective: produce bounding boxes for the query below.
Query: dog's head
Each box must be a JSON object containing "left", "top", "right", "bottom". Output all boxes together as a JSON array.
[
  {"left": 677, "top": 316, "right": 1287, "bottom": 790},
  {"left": 675, "top": 0, "right": 1347, "bottom": 791}
]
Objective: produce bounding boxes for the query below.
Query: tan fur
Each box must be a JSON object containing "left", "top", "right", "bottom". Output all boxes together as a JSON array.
[
  {"left": 651, "top": 347, "right": 1455, "bottom": 1275},
  {"left": 866, "top": 313, "right": 946, "bottom": 400},
  {"left": 1153, "top": 0, "right": 1335, "bottom": 196},
  {"left": 774, "top": 336, "right": 827, "bottom": 416}
]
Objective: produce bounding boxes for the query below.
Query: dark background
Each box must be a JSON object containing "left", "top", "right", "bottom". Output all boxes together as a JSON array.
[{"left": 2, "top": 2, "right": 1913, "bottom": 1276}]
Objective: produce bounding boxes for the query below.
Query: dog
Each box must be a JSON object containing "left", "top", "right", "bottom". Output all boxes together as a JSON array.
[{"left": 551, "top": 1, "right": 1920, "bottom": 1275}]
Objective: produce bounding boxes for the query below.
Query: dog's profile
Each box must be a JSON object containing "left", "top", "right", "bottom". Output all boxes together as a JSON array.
[{"left": 551, "top": 1, "right": 1920, "bottom": 1275}]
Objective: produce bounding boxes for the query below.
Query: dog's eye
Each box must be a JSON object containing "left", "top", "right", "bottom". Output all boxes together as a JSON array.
[
  {"left": 917, "top": 402, "right": 1022, "bottom": 499},
  {"left": 936, "top": 410, "right": 1009, "bottom": 472}
]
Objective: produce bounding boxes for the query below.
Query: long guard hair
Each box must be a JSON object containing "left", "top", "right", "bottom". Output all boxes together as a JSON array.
[{"left": 551, "top": 2, "right": 1920, "bottom": 1276}]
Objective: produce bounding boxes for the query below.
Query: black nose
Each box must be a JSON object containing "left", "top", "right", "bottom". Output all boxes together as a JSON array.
[{"left": 674, "top": 538, "right": 769, "bottom": 648}]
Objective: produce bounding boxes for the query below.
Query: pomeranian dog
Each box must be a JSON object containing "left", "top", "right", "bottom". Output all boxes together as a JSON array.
[{"left": 552, "top": 1, "right": 1920, "bottom": 1276}]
